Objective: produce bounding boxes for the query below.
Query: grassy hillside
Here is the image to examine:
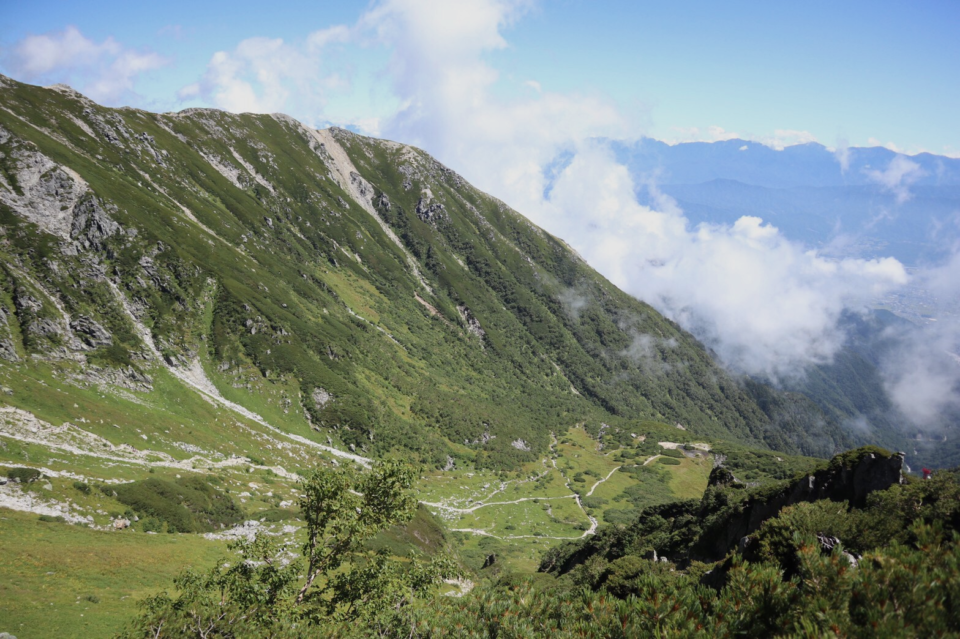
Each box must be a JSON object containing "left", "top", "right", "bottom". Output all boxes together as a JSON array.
[{"left": 0, "top": 75, "right": 852, "bottom": 468}]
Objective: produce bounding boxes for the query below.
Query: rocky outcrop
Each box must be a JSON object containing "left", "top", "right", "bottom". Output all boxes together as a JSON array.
[
  {"left": 416, "top": 195, "right": 447, "bottom": 224},
  {"left": 69, "top": 315, "right": 112, "bottom": 349},
  {"left": 0, "top": 306, "right": 19, "bottom": 362},
  {"left": 0, "top": 131, "right": 89, "bottom": 239},
  {"left": 312, "top": 387, "right": 333, "bottom": 408},
  {"left": 457, "top": 304, "right": 486, "bottom": 341},
  {"left": 67, "top": 197, "right": 122, "bottom": 252},
  {"left": 695, "top": 448, "right": 904, "bottom": 561}
]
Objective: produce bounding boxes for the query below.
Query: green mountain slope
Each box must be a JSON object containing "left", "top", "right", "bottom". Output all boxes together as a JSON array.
[
  {"left": 0, "top": 74, "right": 842, "bottom": 468},
  {"left": 1, "top": 76, "right": 931, "bottom": 637}
]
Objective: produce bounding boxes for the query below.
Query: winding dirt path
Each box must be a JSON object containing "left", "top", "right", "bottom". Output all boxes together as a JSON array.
[
  {"left": 422, "top": 494, "right": 576, "bottom": 515},
  {"left": 586, "top": 465, "right": 622, "bottom": 497}
]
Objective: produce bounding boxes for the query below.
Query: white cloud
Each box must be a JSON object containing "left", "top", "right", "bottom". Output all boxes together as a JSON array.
[
  {"left": 881, "top": 252, "right": 960, "bottom": 428},
  {"left": 183, "top": 35, "right": 347, "bottom": 115},
  {"left": 664, "top": 125, "right": 740, "bottom": 144},
  {"left": 533, "top": 142, "right": 909, "bottom": 378},
  {"left": 834, "top": 136, "right": 851, "bottom": 173},
  {"left": 5, "top": 26, "right": 167, "bottom": 104},
  {"left": 864, "top": 155, "right": 925, "bottom": 203}
]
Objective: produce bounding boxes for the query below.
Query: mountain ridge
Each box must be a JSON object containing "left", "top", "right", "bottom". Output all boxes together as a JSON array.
[{"left": 1, "top": 73, "right": 843, "bottom": 468}]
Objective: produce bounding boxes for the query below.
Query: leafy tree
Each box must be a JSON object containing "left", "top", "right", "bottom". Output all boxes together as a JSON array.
[{"left": 122, "top": 460, "right": 458, "bottom": 637}]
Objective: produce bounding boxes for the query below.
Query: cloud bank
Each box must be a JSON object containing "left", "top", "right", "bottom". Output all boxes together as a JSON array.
[
  {"left": 534, "top": 143, "right": 909, "bottom": 378},
  {"left": 881, "top": 252, "right": 960, "bottom": 428}
]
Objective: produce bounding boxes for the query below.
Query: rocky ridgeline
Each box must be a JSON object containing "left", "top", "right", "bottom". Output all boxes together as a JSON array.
[
  {"left": 697, "top": 447, "right": 904, "bottom": 560},
  {"left": 543, "top": 447, "right": 906, "bottom": 576}
]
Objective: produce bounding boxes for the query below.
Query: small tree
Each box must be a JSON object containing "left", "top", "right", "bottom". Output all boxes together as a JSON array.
[{"left": 294, "top": 459, "right": 430, "bottom": 607}]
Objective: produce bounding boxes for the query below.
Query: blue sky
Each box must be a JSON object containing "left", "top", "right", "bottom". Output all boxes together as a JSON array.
[{"left": 2, "top": 0, "right": 958, "bottom": 156}]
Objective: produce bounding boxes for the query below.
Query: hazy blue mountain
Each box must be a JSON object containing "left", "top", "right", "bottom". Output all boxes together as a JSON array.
[
  {"left": 611, "top": 138, "right": 960, "bottom": 266},
  {"left": 611, "top": 137, "right": 960, "bottom": 189}
]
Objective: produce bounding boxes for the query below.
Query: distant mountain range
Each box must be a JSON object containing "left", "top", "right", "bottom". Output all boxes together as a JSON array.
[{"left": 610, "top": 138, "right": 960, "bottom": 266}]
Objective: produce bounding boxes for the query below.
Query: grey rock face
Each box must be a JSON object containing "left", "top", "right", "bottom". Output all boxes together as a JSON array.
[
  {"left": 0, "top": 338, "right": 17, "bottom": 362},
  {"left": 28, "top": 317, "right": 62, "bottom": 338},
  {"left": 416, "top": 197, "right": 447, "bottom": 224},
  {"left": 0, "top": 135, "right": 88, "bottom": 239},
  {"left": 349, "top": 171, "right": 370, "bottom": 199},
  {"left": 312, "top": 387, "right": 332, "bottom": 408},
  {"left": 511, "top": 439, "right": 530, "bottom": 451},
  {"left": 0, "top": 306, "right": 19, "bottom": 362},
  {"left": 69, "top": 315, "right": 112, "bottom": 349},
  {"left": 69, "top": 197, "right": 122, "bottom": 252},
  {"left": 457, "top": 305, "right": 486, "bottom": 340}
]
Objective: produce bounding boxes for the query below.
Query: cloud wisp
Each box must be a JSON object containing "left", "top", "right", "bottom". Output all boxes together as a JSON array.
[
  {"left": 3, "top": 26, "right": 168, "bottom": 104},
  {"left": 178, "top": 26, "right": 351, "bottom": 116},
  {"left": 880, "top": 251, "right": 960, "bottom": 428},
  {"left": 864, "top": 154, "right": 926, "bottom": 204}
]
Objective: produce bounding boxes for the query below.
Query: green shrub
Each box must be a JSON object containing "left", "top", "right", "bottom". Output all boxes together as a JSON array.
[
  {"left": 659, "top": 448, "right": 684, "bottom": 458},
  {"left": 604, "top": 508, "right": 639, "bottom": 525},
  {"left": 256, "top": 508, "right": 298, "bottom": 523},
  {"left": 113, "top": 476, "right": 243, "bottom": 533},
  {"left": 581, "top": 496, "right": 607, "bottom": 509},
  {"left": 73, "top": 481, "right": 91, "bottom": 494},
  {"left": 657, "top": 457, "right": 681, "bottom": 466},
  {"left": 7, "top": 467, "right": 42, "bottom": 483},
  {"left": 38, "top": 514, "right": 65, "bottom": 523}
]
